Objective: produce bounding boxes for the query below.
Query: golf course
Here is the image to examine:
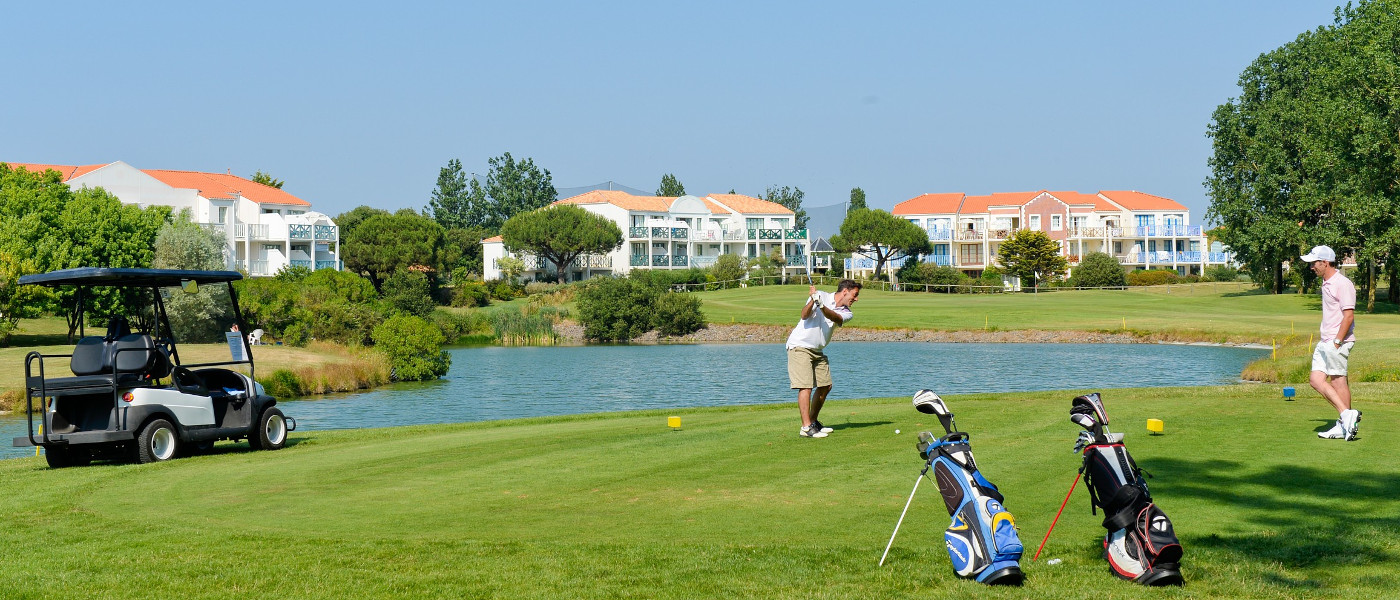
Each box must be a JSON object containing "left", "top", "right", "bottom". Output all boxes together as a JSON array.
[{"left": 1, "top": 284, "right": 1396, "bottom": 599}]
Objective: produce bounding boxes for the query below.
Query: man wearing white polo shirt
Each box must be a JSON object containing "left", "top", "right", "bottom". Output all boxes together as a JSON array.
[
  {"left": 1303, "top": 245, "right": 1361, "bottom": 441},
  {"left": 787, "top": 279, "right": 861, "bottom": 438}
]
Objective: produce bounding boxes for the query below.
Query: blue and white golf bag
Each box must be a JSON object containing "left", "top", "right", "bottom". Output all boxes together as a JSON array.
[
  {"left": 1072, "top": 393, "right": 1184, "bottom": 586},
  {"left": 913, "top": 390, "right": 1024, "bottom": 585}
]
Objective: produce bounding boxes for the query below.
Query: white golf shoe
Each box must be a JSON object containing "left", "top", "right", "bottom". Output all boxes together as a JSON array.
[
  {"left": 1318, "top": 420, "right": 1346, "bottom": 439},
  {"left": 1341, "top": 409, "right": 1362, "bottom": 441}
]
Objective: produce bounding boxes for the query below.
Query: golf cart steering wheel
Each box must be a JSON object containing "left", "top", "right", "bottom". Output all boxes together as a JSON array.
[{"left": 170, "top": 366, "right": 208, "bottom": 396}]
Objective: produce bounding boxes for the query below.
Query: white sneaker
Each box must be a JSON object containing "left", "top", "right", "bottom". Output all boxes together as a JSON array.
[
  {"left": 812, "top": 420, "right": 834, "bottom": 434},
  {"left": 799, "top": 424, "right": 828, "bottom": 438},
  {"left": 1341, "top": 409, "right": 1362, "bottom": 441},
  {"left": 1318, "top": 420, "right": 1345, "bottom": 439}
]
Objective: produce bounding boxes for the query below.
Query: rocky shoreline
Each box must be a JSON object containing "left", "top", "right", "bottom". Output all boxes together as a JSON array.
[{"left": 556, "top": 322, "right": 1165, "bottom": 345}]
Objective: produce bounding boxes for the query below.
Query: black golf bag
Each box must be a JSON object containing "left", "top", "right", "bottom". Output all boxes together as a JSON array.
[
  {"left": 1072, "top": 393, "right": 1183, "bottom": 586},
  {"left": 913, "top": 390, "right": 1024, "bottom": 585}
]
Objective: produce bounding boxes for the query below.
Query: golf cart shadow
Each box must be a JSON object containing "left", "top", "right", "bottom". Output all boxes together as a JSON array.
[{"left": 1139, "top": 458, "right": 1400, "bottom": 571}]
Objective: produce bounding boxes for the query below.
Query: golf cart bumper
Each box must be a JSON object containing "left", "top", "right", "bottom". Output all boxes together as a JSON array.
[{"left": 13, "top": 430, "right": 133, "bottom": 448}]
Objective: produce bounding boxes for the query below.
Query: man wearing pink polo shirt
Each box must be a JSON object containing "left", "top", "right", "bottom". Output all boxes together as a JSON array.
[{"left": 1302, "top": 245, "right": 1361, "bottom": 441}]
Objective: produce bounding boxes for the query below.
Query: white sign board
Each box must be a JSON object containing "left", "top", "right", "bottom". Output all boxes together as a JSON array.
[{"left": 226, "top": 331, "right": 246, "bottom": 361}]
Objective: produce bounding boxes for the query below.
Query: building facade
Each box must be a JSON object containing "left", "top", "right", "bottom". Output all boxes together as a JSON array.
[
  {"left": 861, "top": 189, "right": 1232, "bottom": 277},
  {"left": 5, "top": 161, "right": 339, "bottom": 276},
  {"left": 482, "top": 190, "right": 810, "bottom": 281}
]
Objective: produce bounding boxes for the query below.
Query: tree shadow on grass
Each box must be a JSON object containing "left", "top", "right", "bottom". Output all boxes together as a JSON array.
[{"left": 1140, "top": 457, "right": 1400, "bottom": 569}]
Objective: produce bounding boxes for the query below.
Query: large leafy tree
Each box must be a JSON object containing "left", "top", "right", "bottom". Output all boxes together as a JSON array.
[
  {"left": 836, "top": 208, "right": 931, "bottom": 278},
  {"left": 763, "top": 185, "right": 808, "bottom": 229},
  {"left": 251, "top": 171, "right": 284, "bottom": 189},
  {"left": 656, "top": 174, "right": 685, "bottom": 197},
  {"left": 1068, "top": 251, "right": 1127, "bottom": 288},
  {"left": 849, "top": 187, "right": 867, "bottom": 211},
  {"left": 153, "top": 217, "right": 232, "bottom": 342},
  {"left": 334, "top": 205, "right": 390, "bottom": 248},
  {"left": 439, "top": 226, "right": 493, "bottom": 276},
  {"left": 997, "top": 229, "right": 1068, "bottom": 286},
  {"left": 481, "top": 152, "right": 556, "bottom": 231},
  {"left": 500, "top": 205, "right": 623, "bottom": 284},
  {"left": 343, "top": 212, "right": 445, "bottom": 291},
  {"left": 427, "top": 158, "right": 490, "bottom": 230}
]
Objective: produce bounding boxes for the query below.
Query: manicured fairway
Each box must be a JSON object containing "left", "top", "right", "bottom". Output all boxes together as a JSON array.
[{"left": 1, "top": 383, "right": 1395, "bottom": 599}]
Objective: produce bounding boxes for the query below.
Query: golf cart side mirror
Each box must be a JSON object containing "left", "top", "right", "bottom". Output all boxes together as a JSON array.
[{"left": 181, "top": 279, "right": 198, "bottom": 294}]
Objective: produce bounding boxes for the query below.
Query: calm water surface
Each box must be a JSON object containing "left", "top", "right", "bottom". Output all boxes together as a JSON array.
[{"left": 2, "top": 342, "right": 1265, "bottom": 459}]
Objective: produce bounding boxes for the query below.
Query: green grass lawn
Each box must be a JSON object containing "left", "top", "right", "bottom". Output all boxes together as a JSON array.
[{"left": 1, "top": 384, "right": 1395, "bottom": 599}]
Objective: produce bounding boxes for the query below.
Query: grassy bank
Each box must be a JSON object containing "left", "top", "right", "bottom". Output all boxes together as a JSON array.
[
  {"left": 694, "top": 283, "right": 1400, "bottom": 383},
  {"left": 0, "top": 384, "right": 1395, "bottom": 598}
]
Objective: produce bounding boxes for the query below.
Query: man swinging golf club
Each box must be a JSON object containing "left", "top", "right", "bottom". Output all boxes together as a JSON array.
[
  {"left": 1302, "top": 245, "right": 1361, "bottom": 440},
  {"left": 786, "top": 279, "right": 861, "bottom": 438}
]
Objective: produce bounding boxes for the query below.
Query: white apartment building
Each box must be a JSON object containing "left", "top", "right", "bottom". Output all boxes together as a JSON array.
[
  {"left": 863, "top": 189, "right": 1233, "bottom": 276},
  {"left": 6, "top": 161, "right": 340, "bottom": 277},
  {"left": 482, "top": 190, "right": 810, "bottom": 281}
]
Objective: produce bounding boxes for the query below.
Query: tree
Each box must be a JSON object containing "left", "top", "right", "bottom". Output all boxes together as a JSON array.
[
  {"left": 576, "top": 277, "right": 657, "bottom": 341},
  {"left": 371, "top": 314, "right": 450, "bottom": 381},
  {"left": 481, "top": 152, "right": 556, "bottom": 231},
  {"left": 334, "top": 206, "right": 390, "bottom": 248},
  {"left": 427, "top": 158, "right": 490, "bottom": 230},
  {"left": 836, "top": 208, "right": 932, "bottom": 278},
  {"left": 0, "top": 252, "right": 53, "bottom": 344},
  {"left": 343, "top": 213, "right": 445, "bottom": 291},
  {"left": 251, "top": 171, "right": 284, "bottom": 189},
  {"left": 656, "top": 174, "right": 685, "bottom": 197},
  {"left": 439, "top": 226, "right": 492, "bottom": 276},
  {"left": 500, "top": 205, "right": 623, "bottom": 284},
  {"left": 711, "top": 254, "right": 745, "bottom": 287},
  {"left": 849, "top": 187, "right": 867, "bottom": 211},
  {"left": 153, "top": 218, "right": 232, "bottom": 342},
  {"left": 997, "top": 229, "right": 1068, "bottom": 287},
  {"left": 1068, "top": 252, "right": 1127, "bottom": 288},
  {"left": 763, "top": 185, "right": 808, "bottom": 229}
]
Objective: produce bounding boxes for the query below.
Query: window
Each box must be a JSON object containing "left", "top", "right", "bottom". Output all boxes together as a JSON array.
[
  {"left": 633, "top": 215, "right": 646, "bottom": 227},
  {"left": 1136, "top": 214, "right": 1154, "bottom": 227},
  {"left": 1051, "top": 215, "right": 1062, "bottom": 231},
  {"left": 1114, "top": 242, "right": 1123, "bottom": 254},
  {"left": 907, "top": 218, "right": 924, "bottom": 228},
  {"left": 959, "top": 245, "right": 982, "bottom": 264},
  {"left": 1071, "top": 216, "right": 1086, "bottom": 231},
  {"left": 288, "top": 210, "right": 305, "bottom": 216},
  {"left": 217, "top": 207, "right": 228, "bottom": 224},
  {"left": 261, "top": 208, "right": 279, "bottom": 214},
  {"left": 746, "top": 218, "right": 763, "bottom": 230},
  {"left": 773, "top": 218, "right": 789, "bottom": 229},
  {"left": 631, "top": 243, "right": 645, "bottom": 256},
  {"left": 1030, "top": 215, "right": 1041, "bottom": 230}
]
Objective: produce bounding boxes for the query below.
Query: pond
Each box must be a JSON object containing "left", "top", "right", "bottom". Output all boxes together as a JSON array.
[{"left": 3, "top": 341, "right": 1266, "bottom": 459}]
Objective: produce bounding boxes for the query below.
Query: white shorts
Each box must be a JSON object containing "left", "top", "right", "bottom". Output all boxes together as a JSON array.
[{"left": 1311, "top": 341, "right": 1353, "bottom": 377}]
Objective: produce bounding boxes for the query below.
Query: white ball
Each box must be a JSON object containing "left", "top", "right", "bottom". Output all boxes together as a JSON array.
[{"left": 895, "top": 429, "right": 901, "bottom": 434}]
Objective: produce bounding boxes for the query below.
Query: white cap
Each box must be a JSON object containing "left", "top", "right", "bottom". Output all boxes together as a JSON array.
[{"left": 1300, "top": 245, "right": 1336, "bottom": 263}]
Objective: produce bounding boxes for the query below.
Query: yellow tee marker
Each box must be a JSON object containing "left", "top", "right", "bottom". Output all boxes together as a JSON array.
[
  {"left": 668, "top": 416, "right": 682, "bottom": 430},
  {"left": 1146, "top": 419, "right": 1164, "bottom": 435}
]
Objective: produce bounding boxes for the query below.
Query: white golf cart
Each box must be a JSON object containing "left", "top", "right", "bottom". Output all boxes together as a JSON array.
[{"left": 12, "top": 267, "right": 295, "bottom": 467}]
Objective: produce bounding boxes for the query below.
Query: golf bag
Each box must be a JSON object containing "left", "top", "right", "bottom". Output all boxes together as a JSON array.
[
  {"left": 913, "top": 390, "right": 1024, "bottom": 585},
  {"left": 1071, "top": 393, "right": 1184, "bottom": 586}
]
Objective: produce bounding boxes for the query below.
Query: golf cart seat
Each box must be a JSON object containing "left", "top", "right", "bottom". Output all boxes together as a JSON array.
[{"left": 29, "top": 329, "right": 166, "bottom": 395}]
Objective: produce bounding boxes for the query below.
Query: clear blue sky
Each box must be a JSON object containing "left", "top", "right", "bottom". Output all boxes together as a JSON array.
[{"left": 2, "top": 1, "right": 1342, "bottom": 223}]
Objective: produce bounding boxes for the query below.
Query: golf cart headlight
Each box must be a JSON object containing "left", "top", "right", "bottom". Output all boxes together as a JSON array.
[{"left": 122, "top": 392, "right": 134, "bottom": 403}]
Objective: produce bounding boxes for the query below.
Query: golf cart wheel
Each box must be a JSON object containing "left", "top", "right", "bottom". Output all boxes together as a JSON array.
[
  {"left": 44, "top": 446, "right": 91, "bottom": 468},
  {"left": 136, "top": 419, "right": 179, "bottom": 464},
  {"left": 250, "top": 407, "right": 287, "bottom": 451}
]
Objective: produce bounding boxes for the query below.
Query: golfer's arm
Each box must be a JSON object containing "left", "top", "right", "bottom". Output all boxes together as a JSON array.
[
  {"left": 1336, "top": 308, "right": 1354, "bottom": 342},
  {"left": 801, "top": 298, "right": 816, "bottom": 320},
  {"left": 819, "top": 305, "right": 845, "bottom": 326}
]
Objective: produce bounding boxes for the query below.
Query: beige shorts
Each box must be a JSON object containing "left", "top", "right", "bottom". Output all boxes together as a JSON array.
[
  {"left": 1312, "top": 341, "right": 1353, "bottom": 376},
  {"left": 788, "top": 346, "right": 832, "bottom": 389}
]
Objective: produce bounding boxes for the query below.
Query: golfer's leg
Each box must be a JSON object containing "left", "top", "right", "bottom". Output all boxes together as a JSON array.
[
  {"left": 1330, "top": 375, "right": 1351, "bottom": 411},
  {"left": 811, "top": 385, "right": 831, "bottom": 422},
  {"left": 797, "top": 388, "right": 813, "bottom": 428},
  {"left": 1310, "top": 370, "right": 1346, "bottom": 413}
]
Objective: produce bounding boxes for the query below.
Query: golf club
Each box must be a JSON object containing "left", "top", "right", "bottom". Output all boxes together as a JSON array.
[{"left": 879, "top": 462, "right": 931, "bottom": 566}]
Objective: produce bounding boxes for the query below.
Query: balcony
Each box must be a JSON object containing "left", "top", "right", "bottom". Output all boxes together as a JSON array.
[
  {"left": 1208, "top": 252, "right": 1233, "bottom": 263},
  {"left": 691, "top": 256, "right": 718, "bottom": 268},
  {"left": 813, "top": 255, "right": 831, "bottom": 268},
  {"left": 1068, "top": 227, "right": 1105, "bottom": 238},
  {"left": 671, "top": 255, "right": 688, "bottom": 267},
  {"left": 197, "top": 222, "right": 226, "bottom": 235},
  {"left": 956, "top": 229, "right": 985, "bottom": 241},
  {"left": 630, "top": 255, "right": 647, "bottom": 266},
  {"left": 236, "top": 259, "right": 271, "bottom": 276},
  {"left": 316, "top": 260, "right": 340, "bottom": 270},
  {"left": 629, "top": 227, "right": 648, "bottom": 238},
  {"left": 1129, "top": 225, "right": 1204, "bottom": 237},
  {"left": 786, "top": 255, "right": 807, "bottom": 267},
  {"left": 650, "top": 227, "right": 671, "bottom": 239},
  {"left": 784, "top": 229, "right": 808, "bottom": 240},
  {"left": 235, "top": 223, "right": 272, "bottom": 239},
  {"left": 289, "top": 224, "right": 313, "bottom": 240},
  {"left": 691, "top": 229, "right": 724, "bottom": 242},
  {"left": 671, "top": 228, "right": 688, "bottom": 240},
  {"left": 988, "top": 229, "right": 1012, "bottom": 241},
  {"left": 929, "top": 255, "right": 952, "bottom": 266},
  {"left": 652, "top": 255, "right": 671, "bottom": 267},
  {"left": 291, "top": 259, "right": 313, "bottom": 269},
  {"left": 314, "top": 225, "right": 338, "bottom": 241},
  {"left": 723, "top": 230, "right": 748, "bottom": 241},
  {"left": 927, "top": 229, "right": 952, "bottom": 241},
  {"left": 751, "top": 228, "right": 783, "bottom": 240}
]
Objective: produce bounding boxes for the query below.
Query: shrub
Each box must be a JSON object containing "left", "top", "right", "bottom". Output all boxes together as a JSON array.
[
  {"left": 259, "top": 369, "right": 305, "bottom": 399},
  {"left": 490, "top": 306, "right": 561, "bottom": 344},
  {"left": 485, "top": 278, "right": 523, "bottom": 301},
  {"left": 576, "top": 277, "right": 658, "bottom": 341},
  {"left": 524, "top": 281, "right": 559, "bottom": 296},
  {"left": 452, "top": 282, "right": 492, "bottom": 307},
  {"left": 1204, "top": 265, "right": 1239, "bottom": 282},
  {"left": 711, "top": 254, "right": 746, "bottom": 288},
  {"left": 282, "top": 322, "right": 312, "bottom": 347},
  {"left": 1126, "top": 269, "right": 1180, "bottom": 286},
  {"left": 381, "top": 270, "right": 437, "bottom": 317},
  {"left": 371, "top": 314, "right": 450, "bottom": 381},
  {"left": 1069, "top": 252, "right": 1127, "bottom": 288},
  {"left": 653, "top": 291, "right": 706, "bottom": 337}
]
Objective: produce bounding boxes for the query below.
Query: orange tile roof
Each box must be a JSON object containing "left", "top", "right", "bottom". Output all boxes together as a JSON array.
[
  {"left": 482, "top": 235, "right": 503, "bottom": 243},
  {"left": 1047, "top": 191, "right": 1117, "bottom": 211},
  {"left": 1098, "top": 190, "right": 1187, "bottom": 211},
  {"left": 705, "top": 193, "right": 793, "bottom": 215},
  {"left": 2, "top": 162, "right": 107, "bottom": 180},
  {"left": 958, "top": 191, "right": 1040, "bottom": 214},
  {"left": 893, "top": 193, "right": 964, "bottom": 215},
  {"left": 141, "top": 169, "right": 310, "bottom": 206}
]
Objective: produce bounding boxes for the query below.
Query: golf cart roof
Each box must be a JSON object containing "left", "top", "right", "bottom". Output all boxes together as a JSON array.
[{"left": 20, "top": 267, "right": 244, "bottom": 288}]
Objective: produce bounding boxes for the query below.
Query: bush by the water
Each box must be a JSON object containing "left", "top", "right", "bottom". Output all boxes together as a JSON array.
[
  {"left": 1126, "top": 269, "right": 1180, "bottom": 286},
  {"left": 576, "top": 277, "right": 705, "bottom": 341},
  {"left": 653, "top": 291, "right": 706, "bottom": 337},
  {"left": 490, "top": 306, "right": 563, "bottom": 344},
  {"left": 1069, "top": 252, "right": 1128, "bottom": 288},
  {"left": 381, "top": 270, "right": 437, "bottom": 317},
  {"left": 371, "top": 315, "right": 451, "bottom": 381},
  {"left": 451, "top": 281, "right": 492, "bottom": 307}
]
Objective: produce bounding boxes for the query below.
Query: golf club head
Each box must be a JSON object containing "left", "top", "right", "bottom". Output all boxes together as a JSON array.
[
  {"left": 916, "top": 431, "right": 934, "bottom": 459},
  {"left": 1070, "top": 413, "right": 1097, "bottom": 431},
  {"left": 1072, "top": 393, "right": 1109, "bottom": 426},
  {"left": 913, "top": 389, "right": 950, "bottom": 416}
]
